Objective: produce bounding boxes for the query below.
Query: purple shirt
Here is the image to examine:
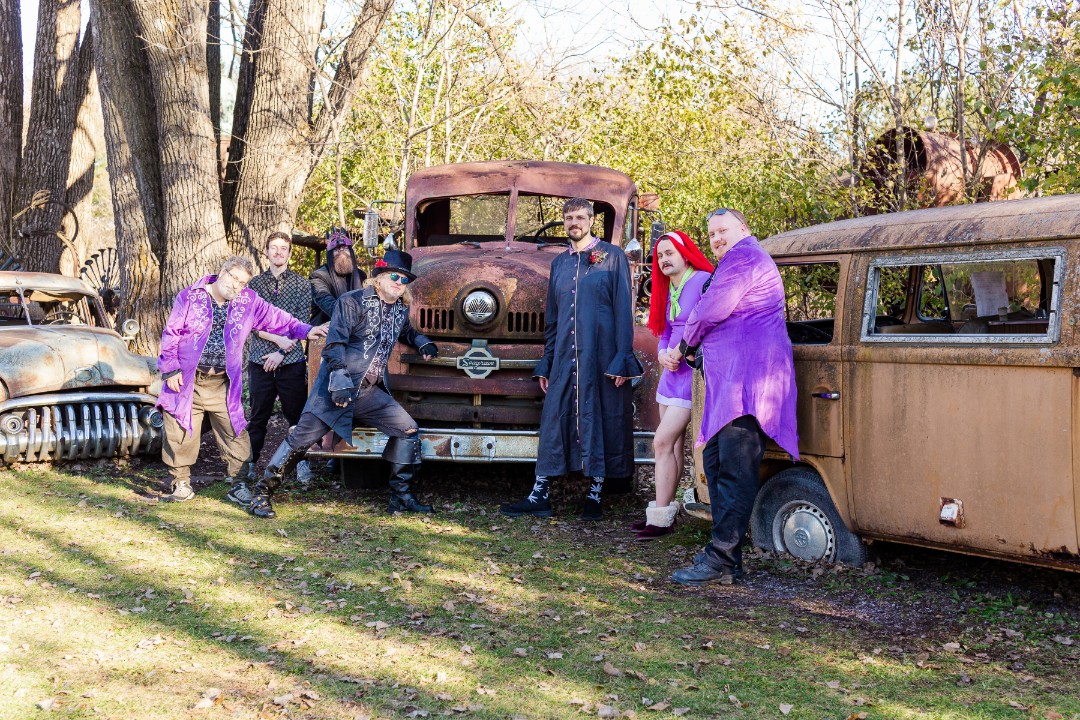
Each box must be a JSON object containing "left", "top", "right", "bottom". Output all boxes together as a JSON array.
[
  {"left": 656, "top": 269, "right": 709, "bottom": 407},
  {"left": 683, "top": 237, "right": 799, "bottom": 458},
  {"left": 156, "top": 275, "right": 313, "bottom": 435}
]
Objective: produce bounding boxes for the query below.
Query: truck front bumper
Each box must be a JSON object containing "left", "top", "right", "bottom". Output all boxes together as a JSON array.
[{"left": 307, "top": 427, "right": 656, "bottom": 465}]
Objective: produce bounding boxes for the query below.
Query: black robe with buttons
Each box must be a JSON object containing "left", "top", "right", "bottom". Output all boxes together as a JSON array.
[{"left": 533, "top": 240, "right": 643, "bottom": 478}]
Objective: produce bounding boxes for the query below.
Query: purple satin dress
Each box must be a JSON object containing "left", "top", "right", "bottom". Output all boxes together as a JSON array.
[
  {"left": 682, "top": 237, "right": 799, "bottom": 458},
  {"left": 655, "top": 270, "right": 709, "bottom": 408}
]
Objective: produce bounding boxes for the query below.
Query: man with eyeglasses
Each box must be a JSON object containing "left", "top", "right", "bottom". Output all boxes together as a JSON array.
[
  {"left": 667, "top": 208, "right": 799, "bottom": 585},
  {"left": 250, "top": 249, "right": 438, "bottom": 519},
  {"left": 156, "top": 256, "right": 328, "bottom": 502}
]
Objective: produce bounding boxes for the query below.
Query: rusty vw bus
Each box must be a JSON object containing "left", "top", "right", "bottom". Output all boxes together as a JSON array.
[
  {"left": 309, "top": 160, "right": 661, "bottom": 471},
  {"left": 0, "top": 271, "right": 163, "bottom": 463},
  {"left": 687, "top": 194, "right": 1080, "bottom": 571}
]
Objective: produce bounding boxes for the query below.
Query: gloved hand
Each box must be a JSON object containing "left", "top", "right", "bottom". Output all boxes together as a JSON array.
[
  {"left": 418, "top": 342, "right": 438, "bottom": 359},
  {"left": 328, "top": 368, "right": 355, "bottom": 407}
]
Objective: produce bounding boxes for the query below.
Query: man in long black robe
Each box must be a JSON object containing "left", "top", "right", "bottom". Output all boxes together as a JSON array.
[{"left": 500, "top": 197, "right": 643, "bottom": 520}]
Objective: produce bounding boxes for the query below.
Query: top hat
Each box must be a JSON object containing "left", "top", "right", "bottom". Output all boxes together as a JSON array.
[{"left": 372, "top": 249, "right": 416, "bottom": 282}]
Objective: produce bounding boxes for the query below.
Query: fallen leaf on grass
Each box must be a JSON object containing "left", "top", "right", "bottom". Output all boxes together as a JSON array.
[
  {"left": 36, "top": 698, "right": 55, "bottom": 711},
  {"left": 1044, "top": 712, "right": 1064, "bottom": 720},
  {"left": 632, "top": 642, "right": 646, "bottom": 652},
  {"left": 365, "top": 621, "right": 389, "bottom": 630},
  {"left": 603, "top": 662, "right": 623, "bottom": 677},
  {"left": 598, "top": 705, "right": 617, "bottom": 718},
  {"left": 672, "top": 710, "right": 690, "bottom": 717},
  {"left": 546, "top": 652, "right": 563, "bottom": 659},
  {"left": 273, "top": 693, "right": 293, "bottom": 706},
  {"left": 1008, "top": 700, "right": 1029, "bottom": 711},
  {"left": 728, "top": 694, "right": 746, "bottom": 709},
  {"left": 1052, "top": 635, "right": 1074, "bottom": 646},
  {"left": 646, "top": 701, "right": 669, "bottom": 711},
  {"left": 825, "top": 680, "right": 841, "bottom": 690},
  {"left": 845, "top": 714, "right": 868, "bottom": 720},
  {"left": 513, "top": 648, "right": 528, "bottom": 657},
  {"left": 779, "top": 704, "right": 793, "bottom": 715},
  {"left": 942, "top": 642, "right": 962, "bottom": 652}
]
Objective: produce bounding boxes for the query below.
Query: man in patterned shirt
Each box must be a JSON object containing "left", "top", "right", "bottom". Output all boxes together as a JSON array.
[
  {"left": 156, "top": 256, "right": 327, "bottom": 502},
  {"left": 234, "top": 232, "right": 315, "bottom": 503}
]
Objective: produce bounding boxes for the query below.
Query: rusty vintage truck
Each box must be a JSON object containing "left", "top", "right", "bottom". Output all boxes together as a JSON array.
[
  {"left": 0, "top": 271, "right": 163, "bottom": 463},
  {"left": 308, "top": 160, "right": 661, "bottom": 474},
  {"left": 686, "top": 194, "right": 1080, "bottom": 572}
]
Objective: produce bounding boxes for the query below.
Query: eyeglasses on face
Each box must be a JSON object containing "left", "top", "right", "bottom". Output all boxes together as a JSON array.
[
  {"left": 388, "top": 273, "right": 411, "bottom": 284},
  {"left": 223, "top": 268, "right": 250, "bottom": 288}
]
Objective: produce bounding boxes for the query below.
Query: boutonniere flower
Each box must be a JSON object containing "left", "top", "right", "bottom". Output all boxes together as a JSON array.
[{"left": 588, "top": 250, "right": 608, "bottom": 265}]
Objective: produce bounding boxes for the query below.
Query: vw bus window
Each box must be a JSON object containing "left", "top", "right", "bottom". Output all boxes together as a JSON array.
[
  {"left": 863, "top": 250, "right": 1063, "bottom": 342},
  {"left": 779, "top": 263, "right": 839, "bottom": 343}
]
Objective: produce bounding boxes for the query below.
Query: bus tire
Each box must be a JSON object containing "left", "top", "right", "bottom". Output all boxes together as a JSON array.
[{"left": 750, "top": 467, "right": 867, "bottom": 567}]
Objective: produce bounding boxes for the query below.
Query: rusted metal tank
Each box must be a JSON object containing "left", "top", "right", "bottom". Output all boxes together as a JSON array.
[
  {"left": 0, "top": 271, "right": 163, "bottom": 462},
  {"left": 861, "top": 127, "right": 1022, "bottom": 211}
]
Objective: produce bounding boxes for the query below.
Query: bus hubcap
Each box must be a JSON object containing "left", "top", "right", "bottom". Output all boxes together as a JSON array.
[{"left": 774, "top": 501, "right": 836, "bottom": 562}]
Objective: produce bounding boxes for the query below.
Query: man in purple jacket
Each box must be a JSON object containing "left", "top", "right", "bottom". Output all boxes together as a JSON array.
[
  {"left": 668, "top": 209, "right": 799, "bottom": 585},
  {"left": 156, "top": 256, "right": 327, "bottom": 502}
]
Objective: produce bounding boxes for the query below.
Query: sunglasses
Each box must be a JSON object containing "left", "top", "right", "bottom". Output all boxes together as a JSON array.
[
  {"left": 388, "top": 273, "right": 411, "bottom": 284},
  {"left": 706, "top": 208, "right": 732, "bottom": 220}
]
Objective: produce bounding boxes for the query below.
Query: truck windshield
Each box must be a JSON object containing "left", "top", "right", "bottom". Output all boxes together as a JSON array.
[{"left": 416, "top": 193, "right": 611, "bottom": 246}]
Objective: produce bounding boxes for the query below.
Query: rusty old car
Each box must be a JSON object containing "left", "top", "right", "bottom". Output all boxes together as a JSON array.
[
  {"left": 307, "top": 160, "right": 661, "bottom": 475},
  {"left": 0, "top": 271, "right": 163, "bottom": 463},
  {"left": 685, "top": 194, "right": 1080, "bottom": 572}
]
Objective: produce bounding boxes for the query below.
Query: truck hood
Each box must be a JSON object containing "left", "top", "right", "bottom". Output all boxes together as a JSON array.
[
  {"left": 0, "top": 326, "right": 154, "bottom": 398},
  {"left": 410, "top": 241, "right": 558, "bottom": 313}
]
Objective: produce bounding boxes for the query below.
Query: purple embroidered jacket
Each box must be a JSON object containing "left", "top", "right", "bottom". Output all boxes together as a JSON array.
[
  {"left": 156, "top": 275, "right": 313, "bottom": 435},
  {"left": 683, "top": 236, "right": 799, "bottom": 458}
]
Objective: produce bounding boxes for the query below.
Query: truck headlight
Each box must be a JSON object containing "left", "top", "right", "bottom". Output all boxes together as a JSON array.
[{"left": 462, "top": 290, "right": 498, "bottom": 325}]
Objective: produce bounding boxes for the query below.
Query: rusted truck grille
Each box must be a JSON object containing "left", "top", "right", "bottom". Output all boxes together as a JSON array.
[
  {"left": 418, "top": 307, "right": 455, "bottom": 332},
  {"left": 0, "top": 392, "right": 163, "bottom": 463},
  {"left": 507, "top": 311, "right": 544, "bottom": 334}
]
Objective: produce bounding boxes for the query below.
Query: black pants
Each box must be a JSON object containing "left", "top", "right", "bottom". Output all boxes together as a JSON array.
[
  {"left": 247, "top": 360, "right": 308, "bottom": 463},
  {"left": 701, "top": 415, "right": 767, "bottom": 573}
]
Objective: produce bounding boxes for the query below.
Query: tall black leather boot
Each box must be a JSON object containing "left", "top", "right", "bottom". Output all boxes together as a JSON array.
[
  {"left": 383, "top": 435, "right": 433, "bottom": 513},
  {"left": 249, "top": 440, "right": 306, "bottom": 519}
]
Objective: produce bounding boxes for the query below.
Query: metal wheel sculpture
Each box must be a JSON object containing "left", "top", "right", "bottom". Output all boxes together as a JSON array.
[{"left": 80, "top": 247, "right": 121, "bottom": 325}]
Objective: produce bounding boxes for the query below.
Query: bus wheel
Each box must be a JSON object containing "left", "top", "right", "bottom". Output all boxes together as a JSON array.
[{"left": 750, "top": 468, "right": 867, "bottom": 566}]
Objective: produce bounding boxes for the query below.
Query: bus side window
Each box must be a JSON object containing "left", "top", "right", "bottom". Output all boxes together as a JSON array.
[{"left": 778, "top": 262, "right": 839, "bottom": 344}]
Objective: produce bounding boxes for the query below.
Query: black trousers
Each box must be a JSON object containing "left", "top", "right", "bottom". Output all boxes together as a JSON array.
[
  {"left": 701, "top": 415, "right": 767, "bottom": 573},
  {"left": 247, "top": 360, "right": 309, "bottom": 463}
]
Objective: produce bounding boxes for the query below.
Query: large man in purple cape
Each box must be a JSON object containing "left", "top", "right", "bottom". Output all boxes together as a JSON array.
[
  {"left": 669, "top": 208, "right": 799, "bottom": 585},
  {"left": 500, "top": 197, "right": 643, "bottom": 521}
]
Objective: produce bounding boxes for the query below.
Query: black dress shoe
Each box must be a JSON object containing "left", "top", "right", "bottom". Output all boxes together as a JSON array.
[
  {"left": 580, "top": 497, "right": 603, "bottom": 521},
  {"left": 671, "top": 561, "right": 736, "bottom": 586},
  {"left": 499, "top": 496, "right": 553, "bottom": 518}
]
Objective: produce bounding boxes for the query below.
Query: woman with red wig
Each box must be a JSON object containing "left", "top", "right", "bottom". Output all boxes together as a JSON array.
[{"left": 632, "top": 231, "right": 713, "bottom": 539}]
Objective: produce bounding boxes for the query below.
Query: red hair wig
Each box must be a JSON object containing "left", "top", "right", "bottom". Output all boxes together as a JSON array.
[{"left": 647, "top": 230, "right": 714, "bottom": 337}]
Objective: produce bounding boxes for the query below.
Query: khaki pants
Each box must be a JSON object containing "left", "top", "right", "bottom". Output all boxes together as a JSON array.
[{"left": 162, "top": 372, "right": 251, "bottom": 484}]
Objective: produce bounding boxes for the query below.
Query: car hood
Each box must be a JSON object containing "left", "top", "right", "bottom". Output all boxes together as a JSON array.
[{"left": 0, "top": 326, "right": 154, "bottom": 398}]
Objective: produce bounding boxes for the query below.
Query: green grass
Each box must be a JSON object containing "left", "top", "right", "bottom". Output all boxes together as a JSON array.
[{"left": 0, "top": 464, "right": 1077, "bottom": 719}]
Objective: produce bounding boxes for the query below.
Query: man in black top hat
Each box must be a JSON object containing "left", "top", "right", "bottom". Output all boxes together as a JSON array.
[{"left": 249, "top": 249, "right": 438, "bottom": 519}]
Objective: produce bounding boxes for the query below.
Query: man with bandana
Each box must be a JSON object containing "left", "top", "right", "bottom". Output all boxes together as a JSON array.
[{"left": 310, "top": 228, "right": 366, "bottom": 324}]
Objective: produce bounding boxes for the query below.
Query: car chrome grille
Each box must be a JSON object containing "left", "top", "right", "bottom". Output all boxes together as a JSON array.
[{"left": 0, "top": 399, "right": 163, "bottom": 463}]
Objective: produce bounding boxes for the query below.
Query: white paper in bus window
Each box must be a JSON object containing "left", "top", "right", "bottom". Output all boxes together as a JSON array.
[{"left": 971, "top": 271, "right": 1009, "bottom": 317}]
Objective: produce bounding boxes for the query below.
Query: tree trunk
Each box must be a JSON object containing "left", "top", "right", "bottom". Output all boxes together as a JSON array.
[
  {"left": 207, "top": 0, "right": 222, "bottom": 183},
  {"left": 0, "top": 0, "right": 21, "bottom": 252},
  {"left": 62, "top": 27, "right": 99, "bottom": 277},
  {"left": 226, "top": 0, "right": 394, "bottom": 256},
  {"left": 130, "top": 0, "right": 229, "bottom": 297},
  {"left": 90, "top": 0, "right": 166, "bottom": 353},
  {"left": 15, "top": 0, "right": 83, "bottom": 273},
  {"left": 225, "top": 0, "right": 323, "bottom": 258}
]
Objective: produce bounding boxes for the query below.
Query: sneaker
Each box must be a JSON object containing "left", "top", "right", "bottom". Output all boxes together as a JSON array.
[
  {"left": 499, "top": 496, "right": 553, "bottom": 518},
  {"left": 294, "top": 460, "right": 312, "bottom": 488},
  {"left": 164, "top": 480, "right": 195, "bottom": 502},
  {"left": 225, "top": 480, "right": 253, "bottom": 506}
]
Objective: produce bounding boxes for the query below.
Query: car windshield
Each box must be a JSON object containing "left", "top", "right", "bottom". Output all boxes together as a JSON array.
[{"left": 0, "top": 289, "right": 100, "bottom": 327}]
